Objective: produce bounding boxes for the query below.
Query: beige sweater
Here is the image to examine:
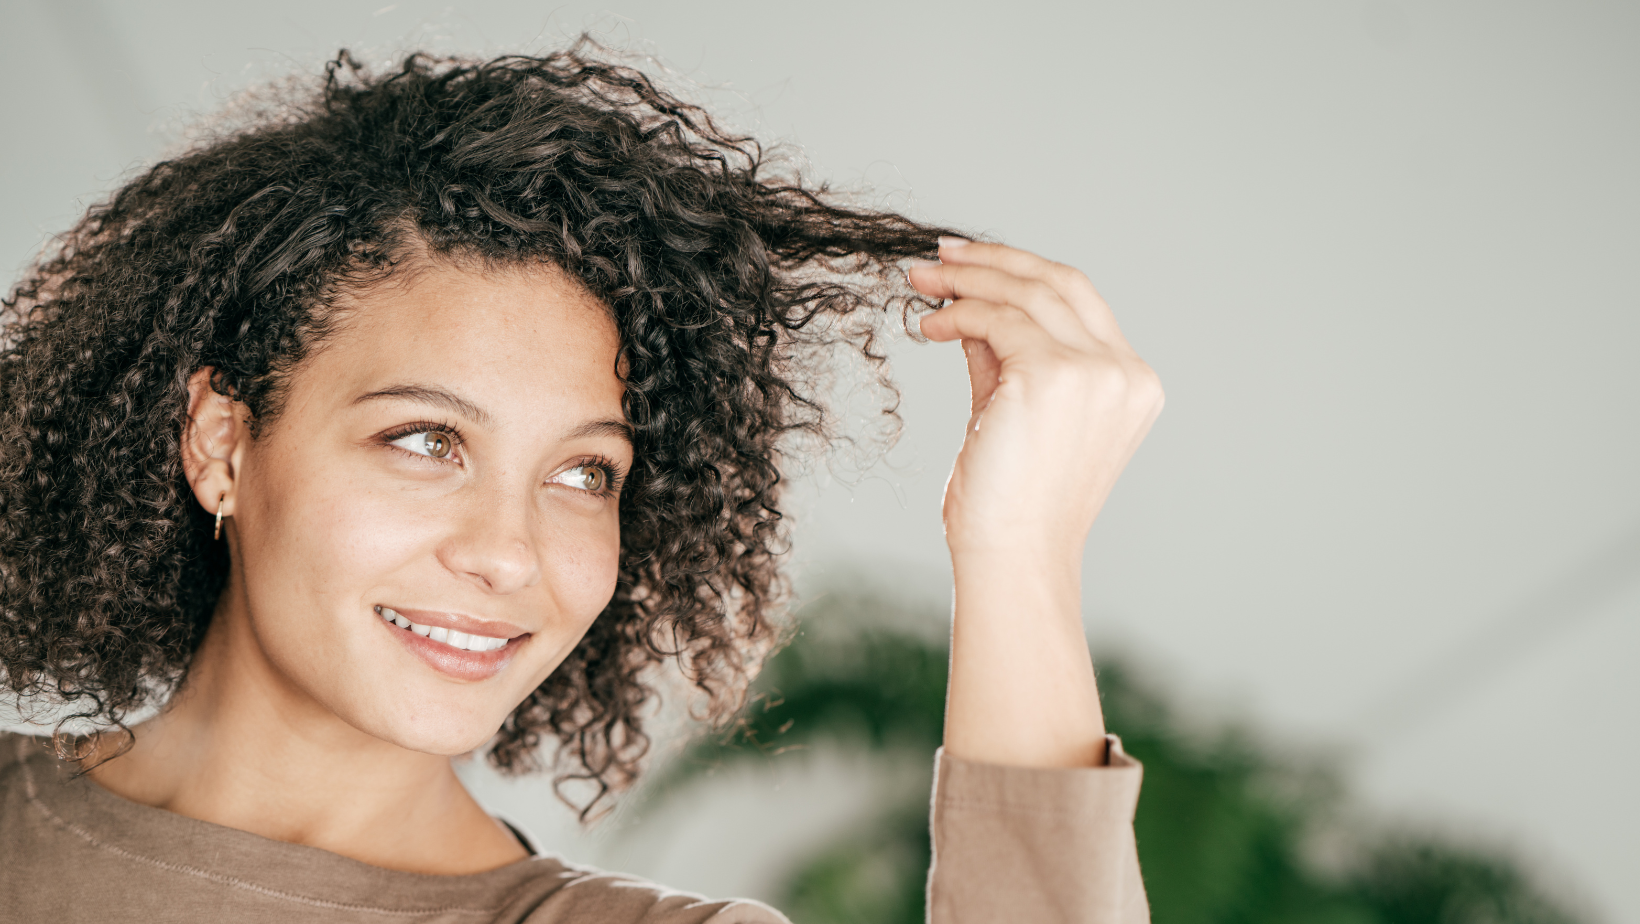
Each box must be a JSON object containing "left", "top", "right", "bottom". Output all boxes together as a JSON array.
[{"left": 0, "top": 732, "right": 1147, "bottom": 923}]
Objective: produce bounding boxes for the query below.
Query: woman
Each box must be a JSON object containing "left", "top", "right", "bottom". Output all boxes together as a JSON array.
[{"left": 0, "top": 45, "right": 1161, "bottom": 922}]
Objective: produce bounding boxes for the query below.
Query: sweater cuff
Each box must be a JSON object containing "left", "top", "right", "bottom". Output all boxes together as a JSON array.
[
  {"left": 932, "top": 735, "right": 1142, "bottom": 821},
  {"left": 927, "top": 735, "right": 1148, "bottom": 924}
]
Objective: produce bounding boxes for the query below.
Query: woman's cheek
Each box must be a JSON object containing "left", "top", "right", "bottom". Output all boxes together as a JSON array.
[
  {"left": 330, "top": 490, "right": 443, "bottom": 580},
  {"left": 546, "top": 513, "right": 622, "bottom": 630},
  {"left": 279, "top": 464, "right": 426, "bottom": 576},
  {"left": 249, "top": 491, "right": 418, "bottom": 655}
]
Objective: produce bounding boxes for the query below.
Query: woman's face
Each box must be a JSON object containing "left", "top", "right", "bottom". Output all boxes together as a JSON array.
[{"left": 220, "top": 259, "right": 629, "bottom": 756}]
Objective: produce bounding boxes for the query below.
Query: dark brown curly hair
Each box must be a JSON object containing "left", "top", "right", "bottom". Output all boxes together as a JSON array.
[{"left": 0, "top": 41, "right": 957, "bottom": 814}]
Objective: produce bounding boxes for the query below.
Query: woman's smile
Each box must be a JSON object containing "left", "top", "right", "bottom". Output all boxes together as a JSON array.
[{"left": 374, "top": 605, "right": 529, "bottom": 681}]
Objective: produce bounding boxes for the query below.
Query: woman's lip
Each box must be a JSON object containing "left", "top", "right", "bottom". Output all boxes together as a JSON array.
[
  {"left": 374, "top": 606, "right": 528, "bottom": 682},
  {"left": 378, "top": 606, "right": 528, "bottom": 640},
  {"left": 386, "top": 622, "right": 520, "bottom": 682}
]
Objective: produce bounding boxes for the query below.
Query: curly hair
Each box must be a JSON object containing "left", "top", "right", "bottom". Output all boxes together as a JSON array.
[{"left": 0, "top": 42, "right": 958, "bottom": 814}]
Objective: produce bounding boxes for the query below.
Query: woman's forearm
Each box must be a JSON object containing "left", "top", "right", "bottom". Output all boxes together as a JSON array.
[{"left": 944, "top": 549, "right": 1107, "bottom": 768}]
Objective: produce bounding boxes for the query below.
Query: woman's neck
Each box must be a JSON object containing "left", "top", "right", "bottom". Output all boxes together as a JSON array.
[{"left": 84, "top": 606, "right": 529, "bottom": 875}]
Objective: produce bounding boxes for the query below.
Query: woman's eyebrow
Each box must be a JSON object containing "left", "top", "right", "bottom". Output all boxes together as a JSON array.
[
  {"left": 567, "top": 418, "right": 634, "bottom": 448},
  {"left": 353, "top": 386, "right": 630, "bottom": 446},
  {"left": 352, "top": 385, "right": 493, "bottom": 427}
]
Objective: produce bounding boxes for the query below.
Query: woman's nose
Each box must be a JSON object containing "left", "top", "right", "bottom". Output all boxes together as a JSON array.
[{"left": 436, "top": 490, "right": 543, "bottom": 595}]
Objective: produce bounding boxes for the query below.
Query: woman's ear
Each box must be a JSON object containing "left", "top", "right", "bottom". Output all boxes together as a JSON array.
[{"left": 182, "top": 368, "right": 250, "bottom": 523}]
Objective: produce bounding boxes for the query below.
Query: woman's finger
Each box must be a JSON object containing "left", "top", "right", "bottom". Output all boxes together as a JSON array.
[
  {"left": 908, "top": 262, "right": 1092, "bottom": 348},
  {"left": 918, "top": 296, "right": 1063, "bottom": 363},
  {"left": 936, "top": 238, "right": 1128, "bottom": 348}
]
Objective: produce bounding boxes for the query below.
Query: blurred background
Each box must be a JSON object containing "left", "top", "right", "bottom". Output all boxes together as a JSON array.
[{"left": 2, "top": 1, "right": 1634, "bottom": 921}]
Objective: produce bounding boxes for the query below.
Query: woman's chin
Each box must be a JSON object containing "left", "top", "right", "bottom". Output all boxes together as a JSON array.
[
  {"left": 385, "top": 722, "right": 503, "bottom": 760},
  {"left": 339, "top": 695, "right": 512, "bottom": 760}
]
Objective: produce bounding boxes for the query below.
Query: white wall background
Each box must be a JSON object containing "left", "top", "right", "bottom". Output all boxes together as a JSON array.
[{"left": 2, "top": 1, "right": 1635, "bottom": 920}]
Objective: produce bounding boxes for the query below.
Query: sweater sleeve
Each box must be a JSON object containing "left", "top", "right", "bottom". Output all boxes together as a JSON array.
[{"left": 926, "top": 736, "right": 1148, "bottom": 924}]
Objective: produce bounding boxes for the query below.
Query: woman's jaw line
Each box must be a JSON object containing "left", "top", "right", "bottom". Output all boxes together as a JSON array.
[{"left": 373, "top": 604, "right": 530, "bottom": 681}]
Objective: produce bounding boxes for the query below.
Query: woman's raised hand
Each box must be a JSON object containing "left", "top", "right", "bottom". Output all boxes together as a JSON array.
[
  {"left": 909, "top": 238, "right": 1163, "bottom": 769},
  {"left": 912, "top": 238, "right": 1163, "bottom": 561}
]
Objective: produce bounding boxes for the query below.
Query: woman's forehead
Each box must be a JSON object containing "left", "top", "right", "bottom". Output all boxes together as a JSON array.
[
  {"left": 338, "top": 256, "right": 614, "bottom": 344},
  {"left": 301, "top": 261, "right": 624, "bottom": 419}
]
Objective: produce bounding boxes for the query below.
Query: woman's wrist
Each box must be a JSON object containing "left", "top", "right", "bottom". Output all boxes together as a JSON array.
[{"left": 948, "top": 539, "right": 1084, "bottom": 604}]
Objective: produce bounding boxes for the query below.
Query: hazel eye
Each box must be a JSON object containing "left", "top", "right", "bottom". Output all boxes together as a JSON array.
[
  {"left": 556, "top": 464, "right": 608, "bottom": 493},
  {"left": 391, "top": 431, "right": 454, "bottom": 459}
]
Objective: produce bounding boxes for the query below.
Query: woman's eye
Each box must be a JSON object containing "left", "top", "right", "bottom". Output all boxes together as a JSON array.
[
  {"left": 556, "top": 464, "right": 608, "bottom": 493},
  {"left": 390, "top": 431, "right": 454, "bottom": 459}
]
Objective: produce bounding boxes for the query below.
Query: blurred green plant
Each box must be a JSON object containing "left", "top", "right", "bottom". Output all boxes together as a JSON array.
[{"left": 646, "top": 593, "right": 1584, "bottom": 924}]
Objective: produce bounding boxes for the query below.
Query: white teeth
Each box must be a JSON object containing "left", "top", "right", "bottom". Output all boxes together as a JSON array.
[{"left": 378, "top": 608, "right": 508, "bottom": 652}]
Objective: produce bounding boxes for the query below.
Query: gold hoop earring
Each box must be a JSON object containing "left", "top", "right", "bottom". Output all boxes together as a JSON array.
[{"left": 214, "top": 493, "right": 226, "bottom": 541}]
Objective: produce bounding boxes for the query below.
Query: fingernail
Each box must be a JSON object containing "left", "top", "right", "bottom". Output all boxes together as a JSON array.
[{"left": 938, "top": 236, "right": 971, "bottom": 249}]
